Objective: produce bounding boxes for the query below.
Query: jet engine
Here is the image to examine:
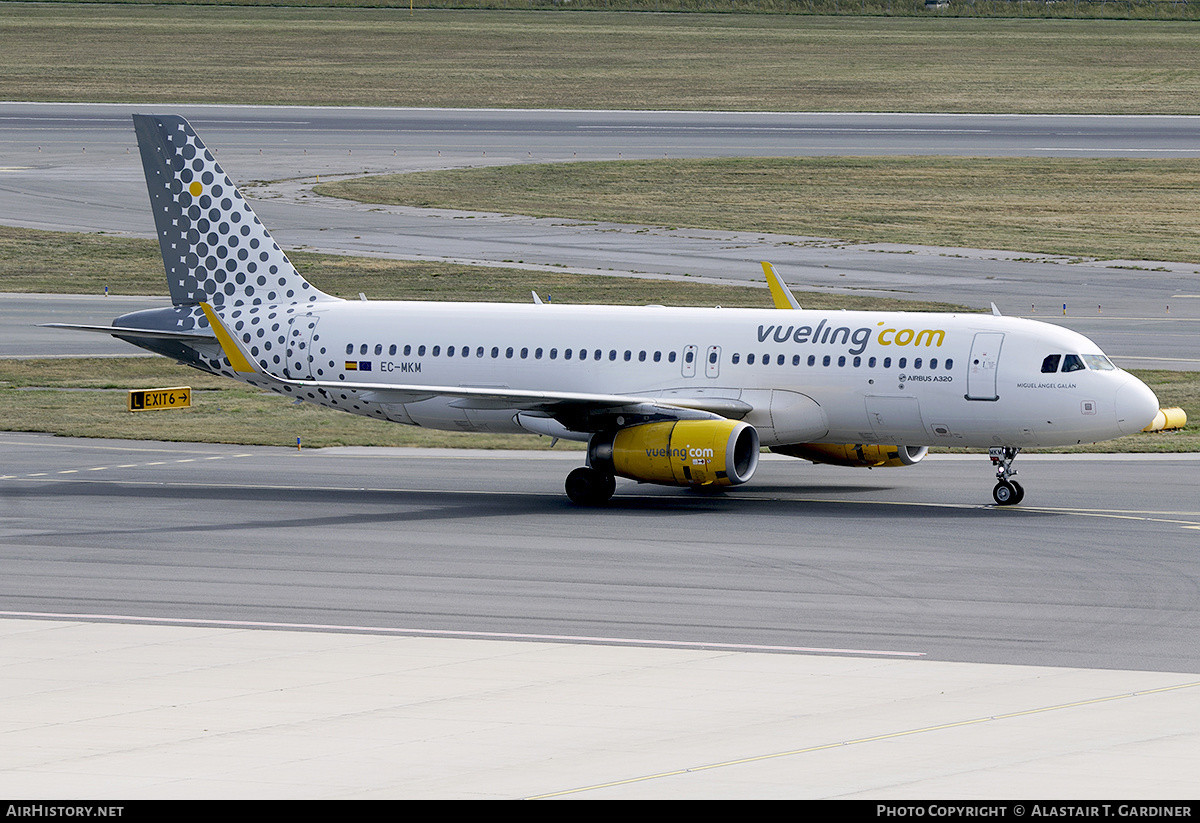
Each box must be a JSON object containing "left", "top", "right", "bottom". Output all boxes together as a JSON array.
[
  {"left": 592, "top": 419, "right": 760, "bottom": 487},
  {"left": 771, "top": 443, "right": 928, "bottom": 468}
]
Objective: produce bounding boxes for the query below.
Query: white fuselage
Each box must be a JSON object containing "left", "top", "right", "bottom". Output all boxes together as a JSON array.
[{"left": 242, "top": 300, "right": 1157, "bottom": 449}]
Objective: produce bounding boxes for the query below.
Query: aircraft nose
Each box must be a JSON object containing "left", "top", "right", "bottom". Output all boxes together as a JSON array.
[{"left": 1115, "top": 376, "right": 1160, "bottom": 435}]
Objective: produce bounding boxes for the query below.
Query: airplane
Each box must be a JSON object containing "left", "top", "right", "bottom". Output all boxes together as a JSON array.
[{"left": 47, "top": 114, "right": 1161, "bottom": 506}]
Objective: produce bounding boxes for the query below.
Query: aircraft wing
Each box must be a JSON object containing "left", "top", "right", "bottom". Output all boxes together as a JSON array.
[{"left": 289, "top": 377, "right": 751, "bottom": 418}]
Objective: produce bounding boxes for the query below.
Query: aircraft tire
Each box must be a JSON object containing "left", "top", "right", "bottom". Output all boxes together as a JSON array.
[
  {"left": 1010, "top": 481, "right": 1025, "bottom": 504},
  {"left": 565, "top": 467, "right": 616, "bottom": 506},
  {"left": 993, "top": 480, "right": 1019, "bottom": 506}
]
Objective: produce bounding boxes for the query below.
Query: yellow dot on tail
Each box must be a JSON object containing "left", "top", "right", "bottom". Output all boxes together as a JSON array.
[{"left": 189, "top": 181, "right": 202, "bottom": 197}]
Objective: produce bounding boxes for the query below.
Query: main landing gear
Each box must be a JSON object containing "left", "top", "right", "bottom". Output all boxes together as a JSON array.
[
  {"left": 989, "top": 446, "right": 1024, "bottom": 506},
  {"left": 565, "top": 466, "right": 616, "bottom": 506}
]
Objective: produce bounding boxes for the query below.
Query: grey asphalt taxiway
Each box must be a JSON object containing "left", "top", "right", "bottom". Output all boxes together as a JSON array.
[
  {"left": 2, "top": 434, "right": 1199, "bottom": 797},
  {"left": 5, "top": 434, "right": 1199, "bottom": 671}
]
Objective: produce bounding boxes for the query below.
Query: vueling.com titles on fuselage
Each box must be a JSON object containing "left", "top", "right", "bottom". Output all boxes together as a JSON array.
[{"left": 755, "top": 321, "right": 946, "bottom": 356}]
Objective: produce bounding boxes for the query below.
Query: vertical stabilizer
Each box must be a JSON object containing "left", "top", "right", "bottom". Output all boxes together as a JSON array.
[{"left": 133, "top": 114, "right": 334, "bottom": 308}]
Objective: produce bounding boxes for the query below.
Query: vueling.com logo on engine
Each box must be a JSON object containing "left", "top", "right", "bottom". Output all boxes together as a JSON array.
[{"left": 646, "top": 446, "right": 715, "bottom": 463}]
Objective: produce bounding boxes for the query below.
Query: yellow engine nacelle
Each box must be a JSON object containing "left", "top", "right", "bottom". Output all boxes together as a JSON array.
[
  {"left": 604, "top": 419, "right": 760, "bottom": 487},
  {"left": 771, "top": 443, "right": 928, "bottom": 468}
]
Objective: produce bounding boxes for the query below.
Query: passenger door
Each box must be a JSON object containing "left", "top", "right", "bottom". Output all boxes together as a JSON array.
[{"left": 966, "top": 332, "right": 1003, "bottom": 401}]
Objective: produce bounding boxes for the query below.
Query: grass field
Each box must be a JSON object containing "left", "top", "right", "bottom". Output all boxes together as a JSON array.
[
  {"left": 19, "top": 0, "right": 1200, "bottom": 20},
  {"left": 3, "top": 6, "right": 1200, "bottom": 112},
  {"left": 317, "top": 156, "right": 1200, "bottom": 264}
]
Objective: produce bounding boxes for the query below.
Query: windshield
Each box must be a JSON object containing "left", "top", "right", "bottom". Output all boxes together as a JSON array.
[{"left": 1082, "top": 354, "right": 1116, "bottom": 371}]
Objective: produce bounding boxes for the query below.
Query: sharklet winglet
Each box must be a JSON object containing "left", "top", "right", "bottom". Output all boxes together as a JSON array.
[{"left": 762, "top": 262, "right": 801, "bottom": 310}]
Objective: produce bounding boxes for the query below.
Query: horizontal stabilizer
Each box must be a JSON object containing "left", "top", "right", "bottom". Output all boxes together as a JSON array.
[{"left": 40, "top": 322, "right": 214, "bottom": 341}]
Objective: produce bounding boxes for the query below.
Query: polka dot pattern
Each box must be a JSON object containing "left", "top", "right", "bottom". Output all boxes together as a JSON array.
[
  {"left": 133, "top": 114, "right": 334, "bottom": 334},
  {"left": 132, "top": 115, "right": 369, "bottom": 412}
]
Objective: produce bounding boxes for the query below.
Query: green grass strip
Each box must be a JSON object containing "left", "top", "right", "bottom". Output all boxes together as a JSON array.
[{"left": 4, "top": 7, "right": 1200, "bottom": 112}]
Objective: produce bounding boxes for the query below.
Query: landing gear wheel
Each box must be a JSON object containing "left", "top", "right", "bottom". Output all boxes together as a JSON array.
[
  {"left": 565, "top": 467, "right": 616, "bottom": 506},
  {"left": 993, "top": 480, "right": 1020, "bottom": 506},
  {"left": 989, "top": 446, "right": 1024, "bottom": 506}
]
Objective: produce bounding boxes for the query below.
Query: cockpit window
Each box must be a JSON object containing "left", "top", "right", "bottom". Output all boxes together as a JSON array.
[
  {"left": 1082, "top": 354, "right": 1116, "bottom": 371},
  {"left": 1041, "top": 354, "right": 1061, "bottom": 374},
  {"left": 1061, "top": 354, "right": 1086, "bottom": 372}
]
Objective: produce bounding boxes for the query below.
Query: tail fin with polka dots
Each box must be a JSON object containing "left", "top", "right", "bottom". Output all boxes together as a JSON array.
[{"left": 133, "top": 114, "right": 335, "bottom": 308}]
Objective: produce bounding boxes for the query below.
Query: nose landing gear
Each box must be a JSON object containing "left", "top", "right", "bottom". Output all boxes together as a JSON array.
[{"left": 990, "top": 446, "right": 1024, "bottom": 505}]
